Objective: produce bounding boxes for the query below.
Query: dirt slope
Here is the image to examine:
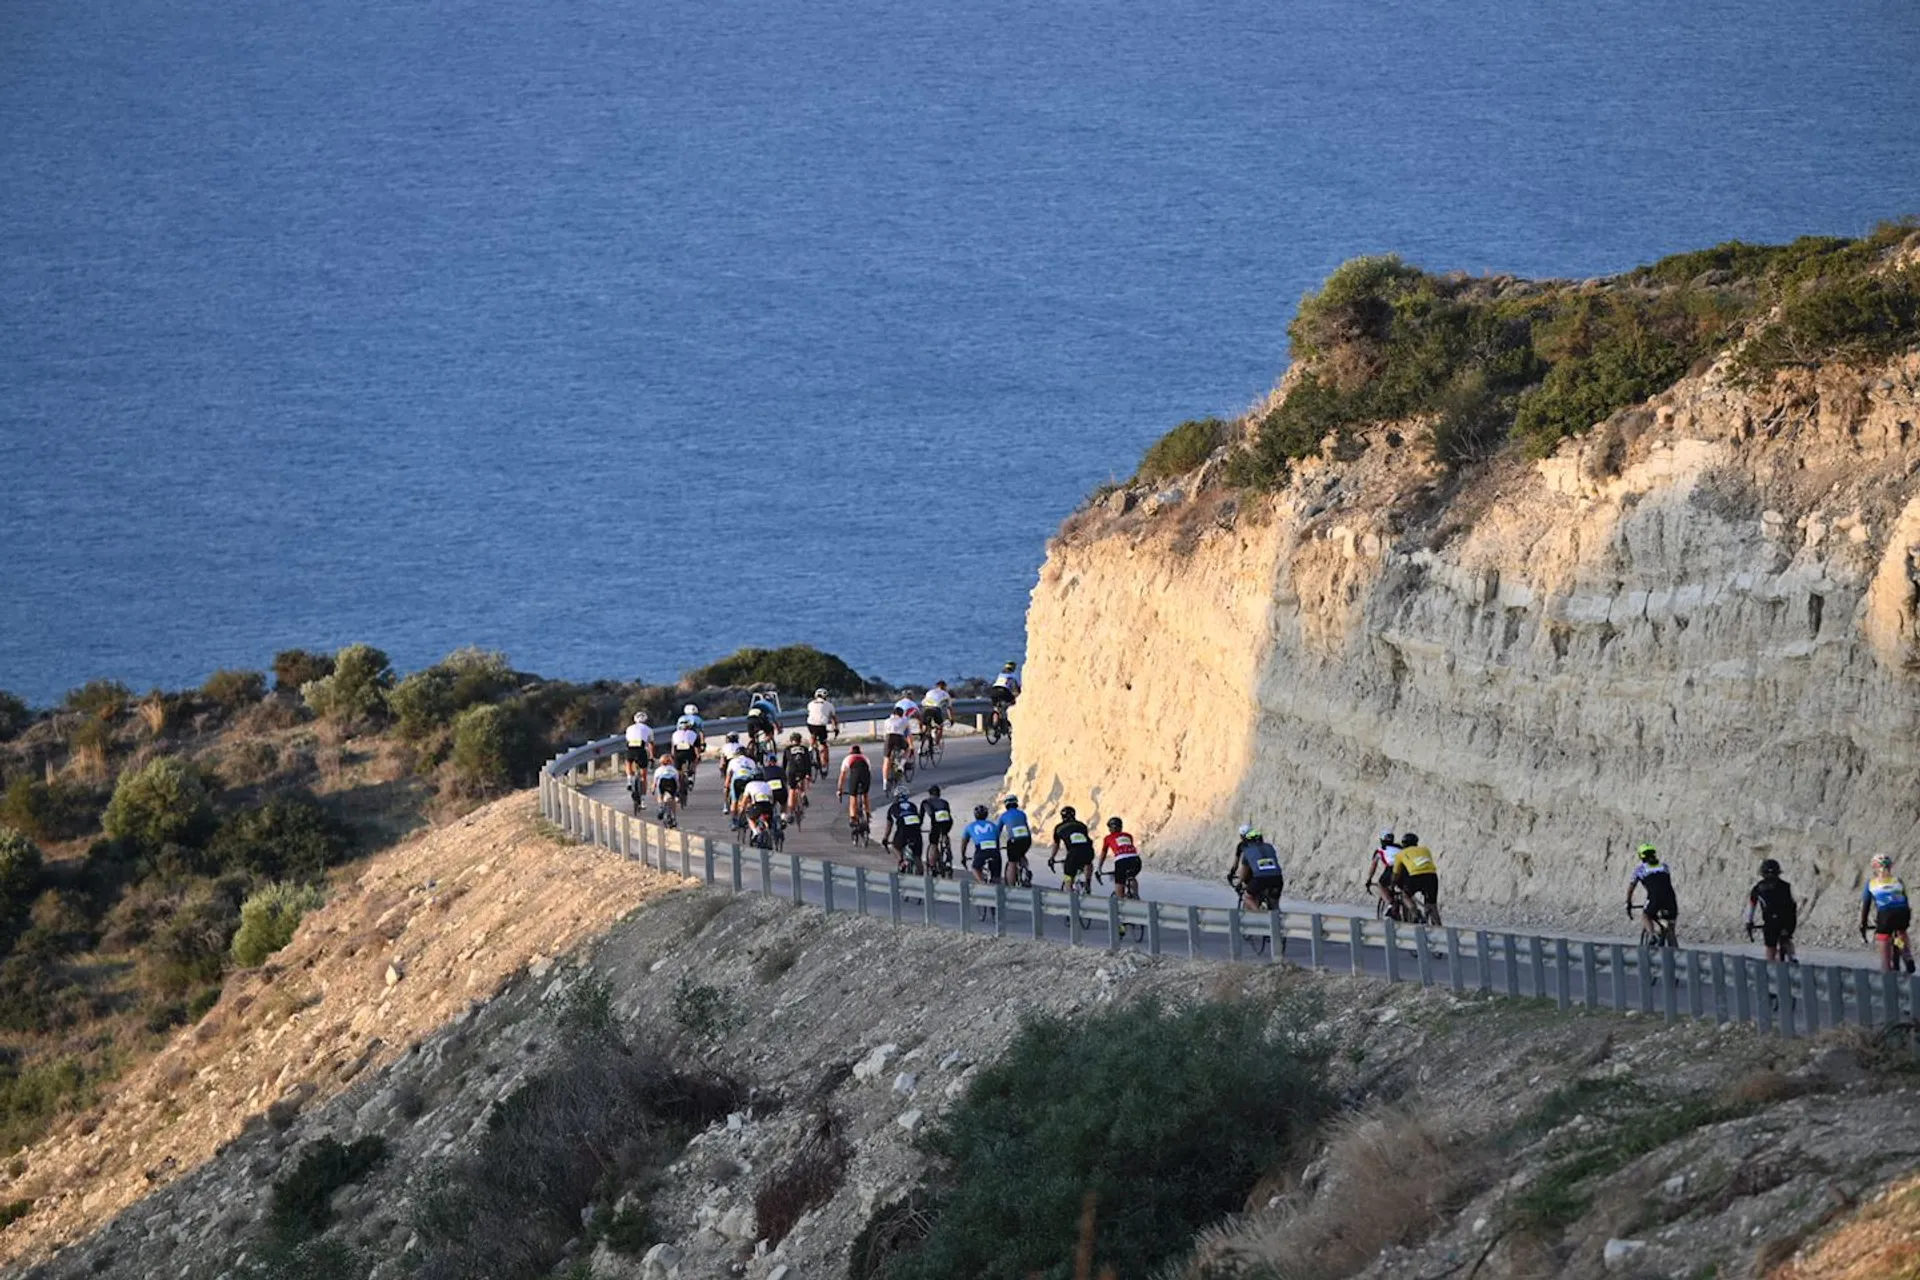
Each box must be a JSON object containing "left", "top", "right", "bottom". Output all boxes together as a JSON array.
[{"left": 0, "top": 793, "right": 685, "bottom": 1268}]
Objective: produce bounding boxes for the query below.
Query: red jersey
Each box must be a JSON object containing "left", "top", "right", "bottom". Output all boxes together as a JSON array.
[{"left": 1102, "top": 832, "right": 1138, "bottom": 859}]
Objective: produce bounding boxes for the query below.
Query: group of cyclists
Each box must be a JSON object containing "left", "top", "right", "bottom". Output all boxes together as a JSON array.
[{"left": 621, "top": 670, "right": 1916, "bottom": 971}]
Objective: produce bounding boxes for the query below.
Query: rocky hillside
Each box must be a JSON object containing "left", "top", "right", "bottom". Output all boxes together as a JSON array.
[
  {"left": 0, "top": 794, "right": 681, "bottom": 1270},
  {"left": 12, "top": 885, "right": 1920, "bottom": 1280},
  {"left": 1014, "top": 331, "right": 1920, "bottom": 945}
]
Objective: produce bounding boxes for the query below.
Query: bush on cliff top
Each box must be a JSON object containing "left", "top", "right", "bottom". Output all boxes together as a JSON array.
[
  {"left": 684, "top": 645, "right": 865, "bottom": 696},
  {"left": 1133, "top": 417, "right": 1229, "bottom": 486},
  {"left": 1229, "top": 220, "right": 1920, "bottom": 486}
]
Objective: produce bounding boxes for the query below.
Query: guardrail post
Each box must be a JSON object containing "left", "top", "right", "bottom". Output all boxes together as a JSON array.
[
  {"left": 1268, "top": 910, "right": 1284, "bottom": 963},
  {"left": 995, "top": 884, "right": 1008, "bottom": 937},
  {"left": 1069, "top": 893, "right": 1084, "bottom": 947},
  {"left": 1106, "top": 896, "right": 1122, "bottom": 953},
  {"left": 1610, "top": 944, "right": 1628, "bottom": 1012},
  {"left": 822, "top": 863, "right": 836, "bottom": 913},
  {"left": 888, "top": 872, "right": 902, "bottom": 924},
  {"left": 1383, "top": 920, "right": 1401, "bottom": 983},
  {"left": 1476, "top": 930, "right": 1492, "bottom": 992},
  {"left": 1661, "top": 948, "right": 1678, "bottom": 1020},
  {"left": 1732, "top": 955, "right": 1752, "bottom": 1026},
  {"left": 1227, "top": 908, "right": 1244, "bottom": 962},
  {"left": 959, "top": 877, "right": 972, "bottom": 933},
  {"left": 1504, "top": 934, "right": 1522, "bottom": 997},
  {"left": 1446, "top": 928, "right": 1464, "bottom": 991},
  {"left": 790, "top": 855, "right": 805, "bottom": 905},
  {"left": 1031, "top": 887, "right": 1045, "bottom": 941},
  {"left": 1414, "top": 927, "right": 1433, "bottom": 986},
  {"left": 1883, "top": 972, "right": 1901, "bottom": 1031},
  {"left": 1635, "top": 945, "right": 1656, "bottom": 1014},
  {"left": 701, "top": 839, "right": 715, "bottom": 885},
  {"left": 1827, "top": 965, "right": 1846, "bottom": 1027},
  {"left": 1581, "top": 942, "right": 1599, "bottom": 1009},
  {"left": 1349, "top": 918, "right": 1364, "bottom": 975},
  {"left": 1775, "top": 961, "right": 1796, "bottom": 1037},
  {"left": 1148, "top": 901, "right": 1163, "bottom": 957},
  {"left": 1709, "top": 951, "right": 1728, "bottom": 1022},
  {"left": 1554, "top": 939, "right": 1571, "bottom": 1010},
  {"left": 1529, "top": 936, "right": 1547, "bottom": 1000},
  {"left": 1188, "top": 906, "right": 1202, "bottom": 960},
  {"left": 1309, "top": 914, "right": 1325, "bottom": 970},
  {"left": 729, "top": 846, "right": 742, "bottom": 893},
  {"left": 678, "top": 830, "right": 691, "bottom": 879},
  {"left": 1754, "top": 960, "right": 1773, "bottom": 1033},
  {"left": 1687, "top": 952, "right": 1705, "bottom": 1019},
  {"left": 1854, "top": 968, "right": 1872, "bottom": 1028},
  {"left": 854, "top": 866, "right": 869, "bottom": 915},
  {"left": 1802, "top": 964, "right": 1820, "bottom": 1032},
  {"left": 759, "top": 849, "right": 773, "bottom": 895},
  {"left": 1908, "top": 975, "right": 1920, "bottom": 1044},
  {"left": 923, "top": 874, "right": 936, "bottom": 926}
]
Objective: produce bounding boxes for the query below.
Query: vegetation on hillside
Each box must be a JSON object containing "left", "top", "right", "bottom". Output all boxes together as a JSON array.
[{"left": 1125, "top": 220, "right": 1919, "bottom": 491}]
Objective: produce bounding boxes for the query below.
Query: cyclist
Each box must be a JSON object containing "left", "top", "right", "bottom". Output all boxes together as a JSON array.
[
  {"left": 1365, "top": 830, "right": 1399, "bottom": 911},
  {"left": 1859, "top": 854, "right": 1914, "bottom": 973},
  {"left": 836, "top": 744, "right": 873, "bottom": 831},
  {"left": 670, "top": 719, "right": 702, "bottom": 788},
  {"left": 761, "top": 756, "right": 790, "bottom": 821},
  {"left": 921, "top": 785, "right": 955, "bottom": 874},
  {"left": 1231, "top": 828, "right": 1285, "bottom": 910},
  {"left": 1625, "top": 844, "right": 1675, "bottom": 945},
  {"left": 881, "top": 708, "right": 913, "bottom": 789},
  {"left": 1051, "top": 805, "right": 1096, "bottom": 893},
  {"left": 997, "top": 795, "right": 1035, "bottom": 887},
  {"left": 922, "top": 681, "right": 953, "bottom": 747},
  {"left": 746, "top": 691, "right": 781, "bottom": 752},
  {"left": 883, "top": 786, "right": 926, "bottom": 872},
  {"left": 782, "top": 732, "right": 815, "bottom": 820},
  {"left": 741, "top": 774, "right": 779, "bottom": 846},
  {"left": 892, "top": 693, "right": 921, "bottom": 722},
  {"left": 1099, "top": 816, "right": 1142, "bottom": 897},
  {"left": 623, "top": 711, "right": 654, "bottom": 780},
  {"left": 1745, "top": 859, "right": 1798, "bottom": 963},
  {"left": 717, "top": 734, "right": 749, "bottom": 811},
  {"left": 725, "top": 752, "right": 762, "bottom": 824},
  {"left": 1392, "top": 833, "right": 1442, "bottom": 926},
  {"left": 962, "top": 804, "right": 1002, "bottom": 885},
  {"left": 677, "top": 703, "right": 705, "bottom": 749},
  {"left": 988, "top": 662, "right": 1020, "bottom": 734},
  {"left": 806, "top": 690, "right": 840, "bottom": 773},
  {"left": 650, "top": 756, "right": 683, "bottom": 825}
]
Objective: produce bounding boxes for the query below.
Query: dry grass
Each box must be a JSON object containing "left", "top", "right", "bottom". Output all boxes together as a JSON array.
[
  {"left": 753, "top": 1108, "right": 852, "bottom": 1245},
  {"left": 1769, "top": 1175, "right": 1920, "bottom": 1280},
  {"left": 1167, "top": 1108, "right": 1470, "bottom": 1280}
]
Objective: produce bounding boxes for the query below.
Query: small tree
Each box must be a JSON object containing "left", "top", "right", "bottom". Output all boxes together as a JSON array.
[
  {"left": 301, "top": 644, "right": 393, "bottom": 731},
  {"left": 0, "top": 691, "right": 31, "bottom": 741},
  {"left": 63, "top": 680, "right": 131, "bottom": 720},
  {"left": 450, "top": 704, "right": 514, "bottom": 795},
  {"left": 201, "top": 669, "right": 267, "bottom": 710},
  {"left": 388, "top": 669, "right": 456, "bottom": 741},
  {"left": 231, "top": 882, "right": 326, "bottom": 967},
  {"left": 102, "top": 757, "right": 214, "bottom": 852},
  {"left": 273, "top": 649, "right": 336, "bottom": 692},
  {"left": 0, "top": 828, "right": 44, "bottom": 947},
  {"left": 208, "top": 796, "right": 349, "bottom": 881}
]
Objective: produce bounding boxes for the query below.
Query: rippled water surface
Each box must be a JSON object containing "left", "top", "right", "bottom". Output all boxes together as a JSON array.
[{"left": 4, "top": 0, "right": 1916, "bottom": 700}]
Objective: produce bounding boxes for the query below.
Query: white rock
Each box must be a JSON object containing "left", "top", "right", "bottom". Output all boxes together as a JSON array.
[
  {"left": 938, "top": 1050, "right": 965, "bottom": 1070},
  {"left": 642, "top": 1241, "right": 682, "bottom": 1280},
  {"left": 892, "top": 1072, "right": 917, "bottom": 1095},
  {"left": 1603, "top": 1239, "right": 1646, "bottom": 1268},
  {"left": 852, "top": 1044, "right": 899, "bottom": 1082},
  {"left": 1663, "top": 1174, "right": 1687, "bottom": 1196},
  {"left": 1471, "top": 1217, "right": 1487, "bottom": 1233},
  {"left": 897, "top": 1109, "right": 924, "bottom": 1133},
  {"left": 385, "top": 964, "right": 403, "bottom": 988},
  {"left": 767, "top": 1267, "right": 790, "bottom": 1280},
  {"left": 718, "top": 1204, "right": 755, "bottom": 1241},
  {"left": 529, "top": 955, "right": 553, "bottom": 979},
  {"left": 727, "top": 1111, "right": 744, "bottom": 1131}
]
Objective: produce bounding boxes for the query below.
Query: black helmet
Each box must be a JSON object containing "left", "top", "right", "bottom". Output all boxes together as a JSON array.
[
  {"left": 1060, "top": 805, "right": 1076, "bottom": 820},
  {"left": 973, "top": 804, "right": 989, "bottom": 820},
  {"left": 1759, "top": 858, "right": 1781, "bottom": 877},
  {"left": 1003, "top": 661, "right": 1017, "bottom": 671},
  {"left": 928, "top": 784, "right": 941, "bottom": 797},
  {"left": 1107, "top": 816, "right": 1123, "bottom": 831},
  {"left": 1401, "top": 833, "right": 1418, "bottom": 847}
]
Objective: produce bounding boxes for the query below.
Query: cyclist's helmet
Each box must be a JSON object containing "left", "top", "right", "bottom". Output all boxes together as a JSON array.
[
  {"left": 1378, "top": 830, "right": 1395, "bottom": 845},
  {"left": 1758, "top": 858, "right": 1782, "bottom": 878},
  {"left": 1107, "top": 816, "right": 1123, "bottom": 831},
  {"left": 1873, "top": 854, "right": 1894, "bottom": 874},
  {"left": 973, "top": 805, "right": 989, "bottom": 819},
  {"left": 1061, "top": 805, "right": 1077, "bottom": 820},
  {"left": 1637, "top": 843, "right": 1659, "bottom": 864},
  {"left": 789, "top": 731, "right": 803, "bottom": 743},
  {"left": 928, "top": 784, "right": 941, "bottom": 797},
  {"left": 1244, "top": 827, "right": 1263, "bottom": 841},
  {"left": 814, "top": 688, "right": 828, "bottom": 699},
  {"left": 634, "top": 710, "right": 648, "bottom": 722},
  {"left": 1237, "top": 823, "right": 1254, "bottom": 840},
  {"left": 726, "top": 732, "right": 740, "bottom": 743},
  {"left": 1003, "top": 794, "right": 1019, "bottom": 808},
  {"left": 849, "top": 743, "right": 863, "bottom": 753},
  {"left": 936, "top": 680, "right": 948, "bottom": 689},
  {"left": 1003, "top": 661, "right": 1017, "bottom": 671},
  {"left": 683, "top": 703, "right": 698, "bottom": 715},
  {"left": 891, "top": 785, "right": 908, "bottom": 800},
  {"left": 1401, "top": 833, "right": 1419, "bottom": 847}
]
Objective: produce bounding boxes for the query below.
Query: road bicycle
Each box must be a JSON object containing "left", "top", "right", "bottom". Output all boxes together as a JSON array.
[
  {"left": 916, "top": 723, "right": 941, "bottom": 768},
  {"left": 985, "top": 702, "right": 1013, "bottom": 745},
  {"left": 1226, "top": 875, "right": 1287, "bottom": 956},
  {"left": 929, "top": 830, "right": 954, "bottom": 878},
  {"left": 1631, "top": 903, "right": 1678, "bottom": 949},
  {"left": 1097, "top": 869, "right": 1142, "bottom": 942}
]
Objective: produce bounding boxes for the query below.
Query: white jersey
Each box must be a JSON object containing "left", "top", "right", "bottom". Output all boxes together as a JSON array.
[
  {"left": 727, "top": 754, "right": 760, "bottom": 784},
  {"left": 670, "top": 726, "right": 699, "bottom": 751},
  {"left": 743, "top": 779, "right": 775, "bottom": 805},
  {"left": 720, "top": 739, "right": 745, "bottom": 761},
  {"left": 993, "top": 672, "right": 1021, "bottom": 694},
  {"left": 807, "top": 697, "right": 836, "bottom": 727},
  {"left": 625, "top": 721, "right": 654, "bottom": 748},
  {"left": 652, "top": 762, "right": 681, "bottom": 788},
  {"left": 923, "top": 687, "right": 952, "bottom": 710},
  {"left": 893, "top": 699, "right": 919, "bottom": 718},
  {"left": 883, "top": 714, "right": 911, "bottom": 738}
]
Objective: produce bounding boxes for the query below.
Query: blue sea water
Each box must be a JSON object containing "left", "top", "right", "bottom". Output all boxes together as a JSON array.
[{"left": 3, "top": 0, "right": 1916, "bottom": 704}]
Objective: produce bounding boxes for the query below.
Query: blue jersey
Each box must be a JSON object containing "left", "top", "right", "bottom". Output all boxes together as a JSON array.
[
  {"left": 997, "top": 808, "right": 1033, "bottom": 846},
  {"left": 749, "top": 699, "right": 779, "bottom": 720},
  {"left": 964, "top": 819, "right": 1000, "bottom": 850},
  {"left": 1865, "top": 877, "right": 1909, "bottom": 911}
]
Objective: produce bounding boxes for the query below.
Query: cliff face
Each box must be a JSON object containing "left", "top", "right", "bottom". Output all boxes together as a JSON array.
[{"left": 1013, "top": 353, "right": 1920, "bottom": 941}]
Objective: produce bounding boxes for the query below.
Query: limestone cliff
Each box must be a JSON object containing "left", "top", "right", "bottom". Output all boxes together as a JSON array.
[{"left": 1013, "top": 351, "right": 1920, "bottom": 942}]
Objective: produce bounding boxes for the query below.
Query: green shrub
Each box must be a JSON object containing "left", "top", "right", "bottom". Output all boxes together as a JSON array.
[
  {"left": 875, "top": 999, "right": 1330, "bottom": 1280},
  {"left": 670, "top": 973, "right": 742, "bottom": 1040},
  {"left": 300, "top": 643, "right": 393, "bottom": 729},
  {"left": 557, "top": 972, "right": 619, "bottom": 1042},
  {"left": 1734, "top": 263, "right": 1920, "bottom": 377},
  {"left": 233, "top": 1236, "right": 366, "bottom": 1280},
  {"left": 0, "top": 775, "right": 99, "bottom": 844},
  {"left": 684, "top": 646, "right": 865, "bottom": 696},
  {"left": 101, "top": 757, "right": 214, "bottom": 852},
  {"left": 208, "top": 796, "right": 349, "bottom": 881},
  {"left": 269, "top": 1135, "right": 388, "bottom": 1237},
  {"left": 272, "top": 649, "right": 335, "bottom": 692},
  {"left": 0, "top": 1199, "right": 31, "bottom": 1230},
  {"left": 438, "top": 646, "right": 517, "bottom": 707},
  {"left": 201, "top": 668, "right": 267, "bottom": 710},
  {"left": 140, "top": 877, "right": 244, "bottom": 993},
  {"left": 1133, "top": 418, "right": 1228, "bottom": 485},
  {"left": 388, "top": 669, "right": 458, "bottom": 741},
  {"left": 0, "top": 1055, "right": 95, "bottom": 1154},
  {"left": 0, "top": 828, "right": 45, "bottom": 948},
  {"left": 0, "top": 692, "right": 31, "bottom": 741},
  {"left": 0, "top": 952, "right": 90, "bottom": 1034},
  {"left": 231, "top": 882, "right": 326, "bottom": 967},
  {"left": 450, "top": 703, "right": 516, "bottom": 795},
  {"left": 63, "top": 680, "right": 131, "bottom": 720}
]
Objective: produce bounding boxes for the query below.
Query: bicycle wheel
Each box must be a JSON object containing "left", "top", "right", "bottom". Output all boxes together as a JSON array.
[{"left": 985, "top": 719, "right": 1003, "bottom": 746}]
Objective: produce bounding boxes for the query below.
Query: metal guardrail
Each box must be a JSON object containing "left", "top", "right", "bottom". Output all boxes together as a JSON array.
[{"left": 539, "top": 730, "right": 1919, "bottom": 1040}]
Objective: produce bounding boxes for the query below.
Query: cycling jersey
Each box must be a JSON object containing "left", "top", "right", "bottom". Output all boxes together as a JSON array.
[
  {"left": 783, "top": 745, "right": 814, "bottom": 781},
  {"left": 748, "top": 700, "right": 779, "bottom": 724},
  {"left": 807, "top": 698, "right": 836, "bottom": 726},
  {"left": 720, "top": 739, "right": 745, "bottom": 763},
  {"left": 882, "top": 714, "right": 911, "bottom": 739},
  {"left": 963, "top": 819, "right": 1000, "bottom": 851},
  {"left": 1242, "top": 841, "right": 1283, "bottom": 880},
  {"left": 1392, "top": 845, "right": 1437, "bottom": 878},
  {"left": 670, "top": 726, "right": 700, "bottom": 751},
  {"left": 839, "top": 754, "right": 871, "bottom": 791},
  {"left": 625, "top": 721, "right": 654, "bottom": 748},
  {"left": 651, "top": 763, "right": 681, "bottom": 792},
  {"left": 893, "top": 700, "right": 919, "bottom": 718},
  {"left": 1102, "top": 831, "right": 1138, "bottom": 860},
  {"left": 991, "top": 673, "right": 1020, "bottom": 695},
  {"left": 1865, "top": 876, "right": 1910, "bottom": 912},
  {"left": 998, "top": 808, "right": 1033, "bottom": 850},
  {"left": 726, "top": 754, "right": 760, "bottom": 784},
  {"left": 1632, "top": 862, "right": 1678, "bottom": 914},
  {"left": 742, "top": 779, "right": 775, "bottom": 807},
  {"left": 762, "top": 767, "right": 788, "bottom": 804},
  {"left": 889, "top": 798, "right": 923, "bottom": 831},
  {"left": 921, "top": 798, "right": 953, "bottom": 829},
  {"left": 1053, "top": 820, "right": 1094, "bottom": 867},
  {"left": 1369, "top": 845, "right": 1397, "bottom": 883},
  {"left": 1749, "top": 878, "right": 1797, "bottom": 925},
  {"left": 924, "top": 688, "right": 953, "bottom": 710}
]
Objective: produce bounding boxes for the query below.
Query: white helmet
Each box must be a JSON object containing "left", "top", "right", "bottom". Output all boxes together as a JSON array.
[
  {"left": 814, "top": 688, "right": 828, "bottom": 698},
  {"left": 683, "top": 703, "right": 698, "bottom": 716},
  {"left": 1238, "top": 824, "right": 1254, "bottom": 840},
  {"left": 634, "top": 710, "right": 648, "bottom": 723}
]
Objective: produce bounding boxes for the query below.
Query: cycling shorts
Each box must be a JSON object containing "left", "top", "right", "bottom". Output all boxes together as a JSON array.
[
  {"left": 1400, "top": 871, "right": 1438, "bottom": 905},
  {"left": 626, "top": 741, "right": 650, "bottom": 761},
  {"left": 748, "top": 801, "right": 774, "bottom": 822},
  {"left": 886, "top": 733, "right": 909, "bottom": 755},
  {"left": 672, "top": 748, "right": 696, "bottom": 771},
  {"left": 927, "top": 819, "right": 953, "bottom": 837},
  {"left": 892, "top": 829, "right": 924, "bottom": 854},
  {"left": 1005, "top": 835, "right": 1033, "bottom": 860},
  {"left": 923, "top": 705, "right": 947, "bottom": 726},
  {"left": 808, "top": 723, "right": 830, "bottom": 743},
  {"left": 1062, "top": 850, "right": 1093, "bottom": 878},
  {"left": 1761, "top": 919, "right": 1793, "bottom": 949},
  {"left": 655, "top": 777, "right": 681, "bottom": 800},
  {"left": 1112, "top": 854, "right": 1142, "bottom": 883},
  {"left": 1875, "top": 906, "right": 1912, "bottom": 937},
  {"left": 972, "top": 848, "right": 1002, "bottom": 880},
  {"left": 843, "top": 774, "right": 871, "bottom": 797},
  {"left": 989, "top": 685, "right": 1015, "bottom": 706}
]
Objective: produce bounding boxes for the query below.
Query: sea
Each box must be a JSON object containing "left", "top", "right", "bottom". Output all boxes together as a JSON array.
[{"left": 3, "top": 0, "right": 1916, "bottom": 704}]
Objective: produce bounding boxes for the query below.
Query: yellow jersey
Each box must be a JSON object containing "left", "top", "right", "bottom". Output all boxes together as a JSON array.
[{"left": 1393, "top": 845, "right": 1436, "bottom": 877}]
